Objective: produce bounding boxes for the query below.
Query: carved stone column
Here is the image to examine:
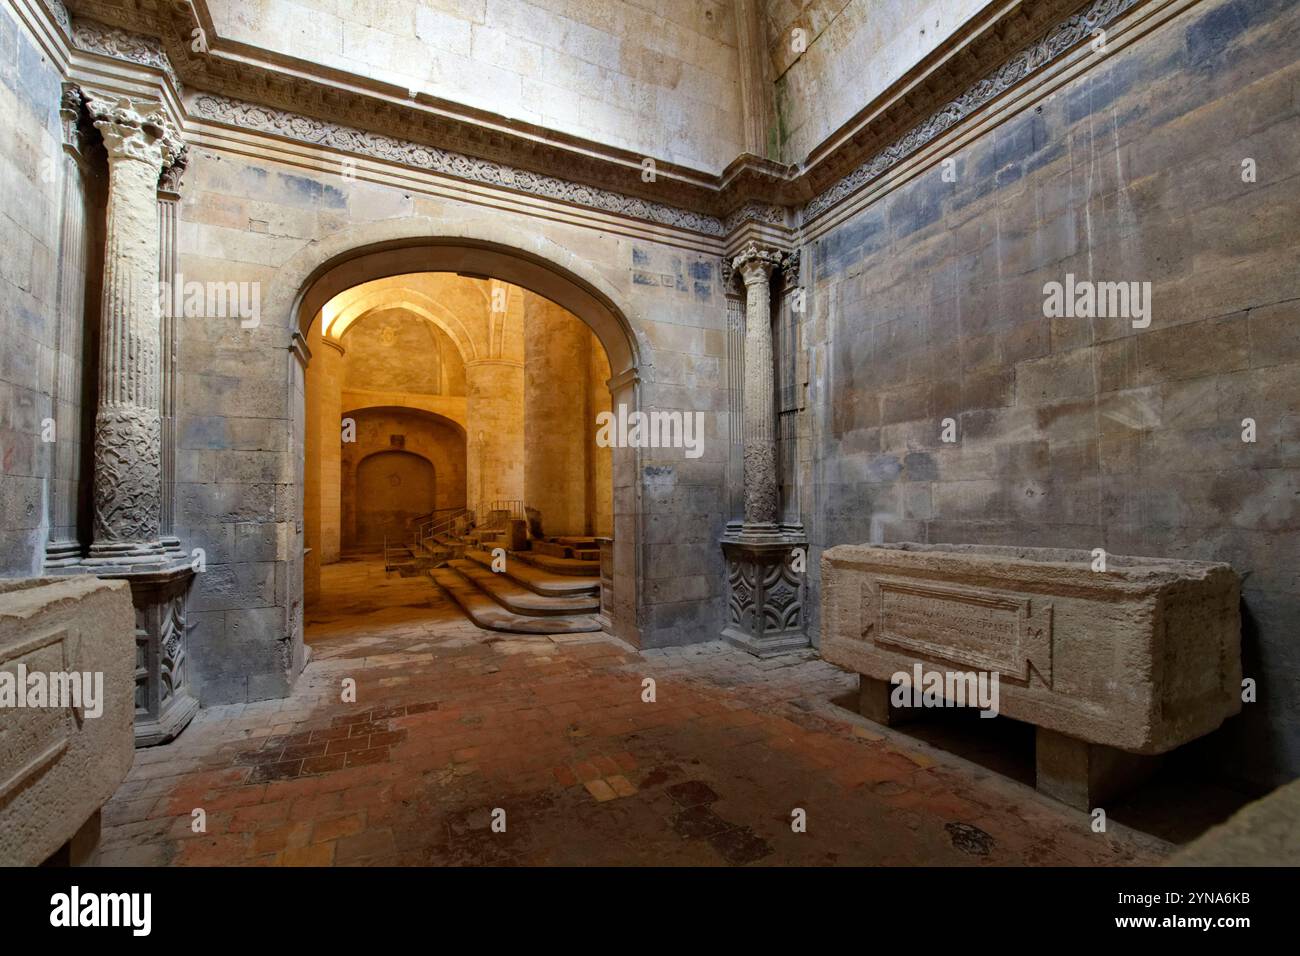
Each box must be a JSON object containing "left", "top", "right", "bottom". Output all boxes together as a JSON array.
[
  {"left": 83, "top": 94, "right": 182, "bottom": 564},
  {"left": 64, "top": 93, "right": 196, "bottom": 746},
  {"left": 734, "top": 241, "right": 783, "bottom": 538},
  {"left": 721, "top": 242, "right": 809, "bottom": 657}
]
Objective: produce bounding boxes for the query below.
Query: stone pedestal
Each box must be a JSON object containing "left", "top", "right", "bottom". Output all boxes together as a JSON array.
[
  {"left": 117, "top": 561, "right": 199, "bottom": 747},
  {"left": 721, "top": 537, "right": 808, "bottom": 657},
  {"left": 858, "top": 674, "right": 919, "bottom": 726},
  {"left": 1036, "top": 728, "right": 1162, "bottom": 811}
]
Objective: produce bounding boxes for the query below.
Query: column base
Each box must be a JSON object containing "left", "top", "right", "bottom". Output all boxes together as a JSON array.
[
  {"left": 83, "top": 538, "right": 183, "bottom": 569},
  {"left": 720, "top": 534, "right": 809, "bottom": 658},
  {"left": 1035, "top": 727, "right": 1162, "bottom": 811},
  {"left": 43, "top": 539, "right": 84, "bottom": 568},
  {"left": 133, "top": 690, "right": 199, "bottom": 748}
]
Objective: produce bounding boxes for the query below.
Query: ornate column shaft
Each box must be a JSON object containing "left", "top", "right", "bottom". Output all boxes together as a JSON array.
[
  {"left": 734, "top": 242, "right": 782, "bottom": 537},
  {"left": 84, "top": 95, "right": 182, "bottom": 564}
]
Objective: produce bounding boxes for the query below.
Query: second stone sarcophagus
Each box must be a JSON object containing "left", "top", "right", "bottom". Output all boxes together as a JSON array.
[{"left": 821, "top": 543, "right": 1243, "bottom": 809}]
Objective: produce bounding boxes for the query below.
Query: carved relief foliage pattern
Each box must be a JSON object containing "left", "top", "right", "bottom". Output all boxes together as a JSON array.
[{"left": 93, "top": 407, "right": 162, "bottom": 542}]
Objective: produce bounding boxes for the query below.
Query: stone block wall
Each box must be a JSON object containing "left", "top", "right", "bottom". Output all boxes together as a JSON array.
[
  {"left": 763, "top": 0, "right": 989, "bottom": 163},
  {"left": 0, "top": 4, "right": 71, "bottom": 574},
  {"left": 206, "top": 0, "right": 743, "bottom": 172},
  {"left": 524, "top": 296, "right": 611, "bottom": 537},
  {"left": 803, "top": 0, "right": 1300, "bottom": 787}
]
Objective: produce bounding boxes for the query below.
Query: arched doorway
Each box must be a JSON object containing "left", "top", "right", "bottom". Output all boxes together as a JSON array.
[
  {"left": 285, "top": 234, "right": 643, "bottom": 653},
  {"left": 354, "top": 450, "right": 436, "bottom": 550}
]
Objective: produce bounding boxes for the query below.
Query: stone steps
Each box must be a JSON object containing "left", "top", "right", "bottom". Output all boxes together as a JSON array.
[
  {"left": 463, "top": 549, "right": 598, "bottom": 597},
  {"left": 513, "top": 550, "right": 601, "bottom": 577},
  {"left": 446, "top": 559, "right": 598, "bottom": 616},
  {"left": 430, "top": 567, "right": 602, "bottom": 634}
]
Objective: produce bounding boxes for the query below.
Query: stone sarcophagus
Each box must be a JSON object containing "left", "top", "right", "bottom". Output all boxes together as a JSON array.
[
  {"left": 0, "top": 577, "right": 136, "bottom": 865},
  {"left": 821, "top": 543, "right": 1242, "bottom": 808}
]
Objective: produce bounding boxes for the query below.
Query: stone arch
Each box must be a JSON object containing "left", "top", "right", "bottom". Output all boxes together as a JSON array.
[
  {"left": 328, "top": 287, "right": 480, "bottom": 362},
  {"left": 341, "top": 403, "right": 467, "bottom": 440},
  {"left": 273, "top": 215, "right": 644, "bottom": 378},
  {"left": 287, "top": 218, "right": 644, "bottom": 647}
]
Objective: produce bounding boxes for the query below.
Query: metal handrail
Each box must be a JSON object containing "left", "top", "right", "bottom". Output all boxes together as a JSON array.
[{"left": 414, "top": 507, "right": 471, "bottom": 551}]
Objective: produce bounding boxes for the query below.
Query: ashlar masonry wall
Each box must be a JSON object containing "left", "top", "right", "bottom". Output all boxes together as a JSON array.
[{"left": 803, "top": 0, "right": 1300, "bottom": 788}]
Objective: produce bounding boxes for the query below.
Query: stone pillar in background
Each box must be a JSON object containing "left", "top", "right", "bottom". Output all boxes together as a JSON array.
[
  {"left": 466, "top": 282, "right": 525, "bottom": 518},
  {"left": 316, "top": 338, "right": 344, "bottom": 563},
  {"left": 525, "top": 296, "right": 590, "bottom": 537},
  {"left": 587, "top": 330, "right": 613, "bottom": 538},
  {"left": 720, "top": 242, "right": 808, "bottom": 657},
  {"left": 64, "top": 93, "right": 196, "bottom": 746},
  {"left": 465, "top": 359, "right": 525, "bottom": 515},
  {"left": 44, "top": 85, "right": 94, "bottom": 567}
]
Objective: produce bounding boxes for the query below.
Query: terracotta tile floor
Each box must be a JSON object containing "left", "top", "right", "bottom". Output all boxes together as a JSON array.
[{"left": 96, "top": 559, "right": 1172, "bottom": 866}]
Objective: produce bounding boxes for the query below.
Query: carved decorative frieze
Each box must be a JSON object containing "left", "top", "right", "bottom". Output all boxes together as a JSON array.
[
  {"left": 722, "top": 201, "right": 788, "bottom": 233},
  {"left": 191, "top": 94, "right": 727, "bottom": 237},
  {"left": 49, "top": 0, "right": 1149, "bottom": 238},
  {"left": 71, "top": 18, "right": 183, "bottom": 94},
  {"left": 803, "top": 0, "right": 1140, "bottom": 223},
  {"left": 39, "top": 0, "right": 71, "bottom": 36}
]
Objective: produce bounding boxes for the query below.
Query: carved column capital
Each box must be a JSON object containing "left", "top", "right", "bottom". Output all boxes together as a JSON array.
[
  {"left": 158, "top": 144, "right": 188, "bottom": 197},
  {"left": 780, "top": 249, "right": 802, "bottom": 290},
  {"left": 85, "top": 94, "right": 182, "bottom": 171},
  {"left": 59, "top": 83, "right": 88, "bottom": 158},
  {"left": 731, "top": 241, "right": 782, "bottom": 287}
]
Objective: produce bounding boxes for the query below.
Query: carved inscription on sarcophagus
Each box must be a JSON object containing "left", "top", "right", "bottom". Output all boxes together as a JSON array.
[{"left": 869, "top": 580, "right": 1052, "bottom": 683}]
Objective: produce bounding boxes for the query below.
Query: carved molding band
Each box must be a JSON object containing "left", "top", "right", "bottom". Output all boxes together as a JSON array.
[
  {"left": 802, "top": 0, "right": 1140, "bottom": 223},
  {"left": 191, "top": 93, "right": 727, "bottom": 237},
  {"left": 722, "top": 201, "right": 789, "bottom": 233},
  {"left": 52, "top": 0, "right": 1150, "bottom": 238}
]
